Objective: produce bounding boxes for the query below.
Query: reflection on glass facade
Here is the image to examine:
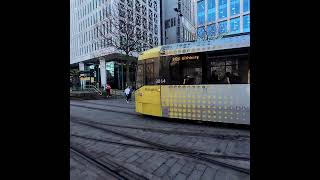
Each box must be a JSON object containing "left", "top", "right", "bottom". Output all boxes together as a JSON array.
[
  {"left": 243, "top": 0, "right": 250, "bottom": 12},
  {"left": 218, "top": 21, "right": 227, "bottom": 34},
  {"left": 230, "top": 0, "right": 240, "bottom": 16},
  {"left": 208, "top": 0, "right": 216, "bottom": 22},
  {"left": 106, "top": 61, "right": 114, "bottom": 77},
  {"left": 243, "top": 15, "right": 250, "bottom": 32},
  {"left": 197, "top": 0, "right": 205, "bottom": 26},
  {"left": 218, "top": 0, "right": 227, "bottom": 19},
  {"left": 196, "top": 0, "right": 250, "bottom": 40},
  {"left": 207, "top": 24, "right": 216, "bottom": 37},
  {"left": 230, "top": 17, "right": 240, "bottom": 33},
  {"left": 197, "top": 27, "right": 206, "bottom": 39}
]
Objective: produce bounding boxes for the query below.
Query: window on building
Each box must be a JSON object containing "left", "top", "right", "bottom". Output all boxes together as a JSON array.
[
  {"left": 136, "top": 28, "right": 141, "bottom": 39},
  {"left": 119, "top": 9, "right": 126, "bottom": 18},
  {"left": 143, "top": 18, "right": 147, "bottom": 29},
  {"left": 207, "top": 24, "right": 216, "bottom": 38},
  {"left": 154, "top": 1, "right": 157, "bottom": 11},
  {"left": 165, "top": 20, "right": 170, "bottom": 29},
  {"left": 243, "top": 15, "right": 250, "bottom": 32},
  {"left": 171, "top": 18, "right": 174, "bottom": 27},
  {"left": 148, "top": 33, "right": 153, "bottom": 45},
  {"left": 128, "top": 9, "right": 134, "bottom": 21},
  {"left": 185, "top": 29, "right": 188, "bottom": 41},
  {"left": 173, "top": 17, "right": 176, "bottom": 26},
  {"left": 149, "top": 22, "right": 153, "bottom": 32},
  {"left": 142, "top": 5, "right": 147, "bottom": 16},
  {"left": 154, "top": 13, "right": 158, "bottom": 23},
  {"left": 128, "top": 0, "right": 133, "bottom": 8},
  {"left": 154, "top": 25, "right": 158, "bottom": 34},
  {"left": 230, "top": 17, "right": 240, "bottom": 33},
  {"left": 102, "top": 24, "right": 106, "bottom": 35},
  {"left": 197, "top": 0, "right": 205, "bottom": 26},
  {"left": 135, "top": 0, "right": 141, "bottom": 12},
  {"left": 218, "top": 21, "right": 227, "bottom": 34},
  {"left": 243, "top": 0, "right": 250, "bottom": 12},
  {"left": 230, "top": 0, "right": 240, "bottom": 16},
  {"left": 106, "top": 22, "right": 109, "bottom": 34},
  {"left": 208, "top": 0, "right": 216, "bottom": 23},
  {"left": 154, "top": 37, "right": 158, "bottom": 46},
  {"left": 136, "top": 14, "right": 141, "bottom": 25},
  {"left": 218, "top": 0, "right": 227, "bottom": 19},
  {"left": 197, "top": 27, "right": 206, "bottom": 40},
  {"left": 149, "top": 9, "right": 153, "bottom": 22},
  {"left": 143, "top": 31, "right": 147, "bottom": 41}
]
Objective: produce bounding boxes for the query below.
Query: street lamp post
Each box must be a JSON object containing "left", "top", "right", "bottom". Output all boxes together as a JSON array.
[{"left": 174, "top": 7, "right": 184, "bottom": 43}]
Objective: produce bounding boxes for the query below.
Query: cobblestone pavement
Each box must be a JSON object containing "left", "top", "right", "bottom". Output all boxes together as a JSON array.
[
  {"left": 70, "top": 99, "right": 250, "bottom": 180},
  {"left": 70, "top": 148, "right": 119, "bottom": 180}
]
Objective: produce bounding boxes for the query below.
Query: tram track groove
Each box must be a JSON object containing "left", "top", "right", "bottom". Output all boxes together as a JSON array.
[
  {"left": 71, "top": 119, "right": 250, "bottom": 174},
  {"left": 76, "top": 101, "right": 135, "bottom": 109},
  {"left": 70, "top": 105, "right": 250, "bottom": 140},
  {"left": 70, "top": 145, "right": 148, "bottom": 180},
  {"left": 70, "top": 103, "right": 137, "bottom": 115},
  {"left": 71, "top": 133, "right": 250, "bottom": 161},
  {"left": 72, "top": 116, "right": 249, "bottom": 140}
]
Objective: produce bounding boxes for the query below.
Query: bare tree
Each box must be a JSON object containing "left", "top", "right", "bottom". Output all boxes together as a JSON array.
[{"left": 91, "top": 0, "right": 154, "bottom": 87}]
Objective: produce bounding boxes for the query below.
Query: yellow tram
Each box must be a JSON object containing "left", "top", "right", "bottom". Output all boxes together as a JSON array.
[{"left": 135, "top": 35, "right": 250, "bottom": 125}]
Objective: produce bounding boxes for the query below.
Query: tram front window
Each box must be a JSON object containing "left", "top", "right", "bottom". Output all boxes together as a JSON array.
[{"left": 136, "top": 63, "right": 144, "bottom": 88}]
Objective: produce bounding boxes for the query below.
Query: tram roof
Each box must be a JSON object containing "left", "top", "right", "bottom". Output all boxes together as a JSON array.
[
  {"left": 138, "top": 46, "right": 162, "bottom": 60},
  {"left": 138, "top": 34, "right": 250, "bottom": 60}
]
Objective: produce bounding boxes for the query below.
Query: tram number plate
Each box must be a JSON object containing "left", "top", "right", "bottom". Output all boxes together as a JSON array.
[{"left": 156, "top": 79, "right": 166, "bottom": 84}]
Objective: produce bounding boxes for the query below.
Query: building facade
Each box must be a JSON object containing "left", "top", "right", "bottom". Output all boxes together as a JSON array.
[
  {"left": 70, "top": 0, "right": 161, "bottom": 89},
  {"left": 161, "top": 0, "right": 196, "bottom": 44},
  {"left": 196, "top": 0, "right": 250, "bottom": 40}
]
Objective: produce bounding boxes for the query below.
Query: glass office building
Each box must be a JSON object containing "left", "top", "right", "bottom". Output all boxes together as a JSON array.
[{"left": 196, "top": 0, "right": 250, "bottom": 40}]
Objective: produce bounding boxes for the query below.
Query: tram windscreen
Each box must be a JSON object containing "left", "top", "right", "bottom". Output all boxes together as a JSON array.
[{"left": 136, "top": 57, "right": 161, "bottom": 88}]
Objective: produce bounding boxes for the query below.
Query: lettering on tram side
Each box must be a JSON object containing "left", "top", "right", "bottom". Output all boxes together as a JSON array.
[
  {"left": 223, "top": 105, "right": 250, "bottom": 111},
  {"left": 171, "top": 56, "right": 200, "bottom": 63},
  {"left": 144, "top": 88, "right": 159, "bottom": 91}
]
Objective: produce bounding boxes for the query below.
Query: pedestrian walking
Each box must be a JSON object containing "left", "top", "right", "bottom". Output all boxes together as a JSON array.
[
  {"left": 124, "top": 86, "right": 132, "bottom": 103},
  {"left": 106, "top": 84, "right": 111, "bottom": 98}
]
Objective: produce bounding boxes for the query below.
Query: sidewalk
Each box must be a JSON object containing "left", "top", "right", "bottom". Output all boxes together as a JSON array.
[{"left": 70, "top": 89, "right": 135, "bottom": 101}]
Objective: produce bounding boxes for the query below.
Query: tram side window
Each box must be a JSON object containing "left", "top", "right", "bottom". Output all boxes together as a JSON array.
[
  {"left": 169, "top": 57, "right": 202, "bottom": 85},
  {"left": 145, "top": 62, "right": 154, "bottom": 85},
  {"left": 207, "top": 55, "right": 249, "bottom": 84}
]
